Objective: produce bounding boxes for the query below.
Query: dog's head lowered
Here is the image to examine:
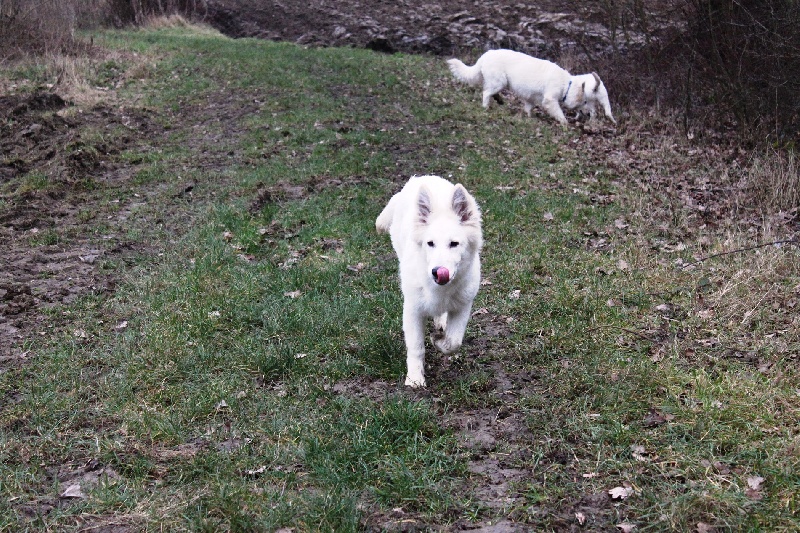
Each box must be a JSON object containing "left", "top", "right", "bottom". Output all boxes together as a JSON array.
[
  {"left": 571, "top": 72, "right": 616, "bottom": 125},
  {"left": 415, "top": 184, "right": 482, "bottom": 286}
]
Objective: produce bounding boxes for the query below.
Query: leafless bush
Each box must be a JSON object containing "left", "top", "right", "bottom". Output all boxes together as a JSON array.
[
  {"left": 682, "top": 0, "right": 800, "bottom": 143},
  {"left": 0, "top": 0, "right": 210, "bottom": 58},
  {"left": 0, "top": 0, "right": 77, "bottom": 58},
  {"left": 741, "top": 149, "right": 800, "bottom": 214},
  {"left": 103, "top": 0, "right": 208, "bottom": 27},
  {"left": 594, "top": 0, "right": 800, "bottom": 144}
]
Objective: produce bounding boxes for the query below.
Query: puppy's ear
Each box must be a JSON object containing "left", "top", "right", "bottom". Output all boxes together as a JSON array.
[
  {"left": 452, "top": 185, "right": 476, "bottom": 224},
  {"left": 418, "top": 186, "right": 431, "bottom": 224},
  {"left": 592, "top": 72, "right": 601, "bottom": 93}
]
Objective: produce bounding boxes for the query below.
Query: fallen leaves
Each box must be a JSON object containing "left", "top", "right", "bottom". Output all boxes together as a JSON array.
[
  {"left": 642, "top": 407, "right": 675, "bottom": 428},
  {"left": 58, "top": 466, "right": 121, "bottom": 500},
  {"left": 608, "top": 484, "right": 634, "bottom": 500},
  {"left": 745, "top": 475, "right": 765, "bottom": 500},
  {"left": 630, "top": 444, "right": 648, "bottom": 462},
  {"left": 60, "top": 484, "right": 85, "bottom": 499}
]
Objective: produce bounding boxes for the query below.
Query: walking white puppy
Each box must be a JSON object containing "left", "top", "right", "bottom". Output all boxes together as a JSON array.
[
  {"left": 376, "top": 175, "right": 483, "bottom": 388},
  {"left": 447, "top": 49, "right": 616, "bottom": 126}
]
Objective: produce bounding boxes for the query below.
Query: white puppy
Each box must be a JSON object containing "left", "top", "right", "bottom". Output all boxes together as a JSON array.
[
  {"left": 447, "top": 49, "right": 616, "bottom": 126},
  {"left": 376, "top": 175, "right": 483, "bottom": 387}
]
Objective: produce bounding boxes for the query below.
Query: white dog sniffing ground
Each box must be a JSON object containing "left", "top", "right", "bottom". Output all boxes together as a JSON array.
[
  {"left": 376, "top": 175, "right": 483, "bottom": 388},
  {"left": 447, "top": 49, "right": 616, "bottom": 126}
]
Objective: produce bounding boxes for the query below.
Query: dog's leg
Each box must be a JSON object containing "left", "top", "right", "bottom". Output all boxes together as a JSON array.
[
  {"left": 481, "top": 89, "right": 497, "bottom": 109},
  {"left": 431, "top": 313, "right": 447, "bottom": 348},
  {"left": 402, "top": 303, "right": 427, "bottom": 387},
  {"left": 481, "top": 79, "right": 505, "bottom": 110},
  {"left": 433, "top": 313, "right": 447, "bottom": 331},
  {"left": 541, "top": 97, "right": 568, "bottom": 126},
  {"left": 433, "top": 305, "right": 471, "bottom": 355},
  {"left": 523, "top": 101, "right": 533, "bottom": 117}
]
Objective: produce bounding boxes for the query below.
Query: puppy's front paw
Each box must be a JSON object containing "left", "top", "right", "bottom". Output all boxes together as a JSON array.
[
  {"left": 434, "top": 336, "right": 461, "bottom": 355},
  {"left": 405, "top": 373, "right": 426, "bottom": 388}
]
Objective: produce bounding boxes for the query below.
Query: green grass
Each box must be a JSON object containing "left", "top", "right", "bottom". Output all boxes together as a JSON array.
[{"left": 1, "top": 25, "right": 798, "bottom": 531}]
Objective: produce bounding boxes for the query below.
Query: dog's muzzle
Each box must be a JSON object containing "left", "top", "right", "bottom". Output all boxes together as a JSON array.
[{"left": 432, "top": 266, "right": 450, "bottom": 285}]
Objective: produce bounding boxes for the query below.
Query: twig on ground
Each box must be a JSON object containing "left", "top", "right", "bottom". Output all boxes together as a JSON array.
[{"left": 681, "top": 239, "right": 799, "bottom": 269}]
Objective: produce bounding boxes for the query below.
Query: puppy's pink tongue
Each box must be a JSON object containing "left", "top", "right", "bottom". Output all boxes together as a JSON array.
[{"left": 435, "top": 266, "right": 450, "bottom": 284}]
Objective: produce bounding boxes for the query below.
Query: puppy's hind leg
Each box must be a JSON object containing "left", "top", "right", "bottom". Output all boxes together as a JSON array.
[
  {"left": 433, "top": 313, "right": 448, "bottom": 331},
  {"left": 482, "top": 89, "right": 499, "bottom": 109},
  {"left": 481, "top": 77, "right": 506, "bottom": 110}
]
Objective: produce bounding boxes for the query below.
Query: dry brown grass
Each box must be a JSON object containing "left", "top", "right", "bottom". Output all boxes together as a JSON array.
[
  {"left": 740, "top": 150, "right": 800, "bottom": 215},
  {"left": 141, "top": 14, "right": 222, "bottom": 36},
  {"left": 697, "top": 231, "right": 800, "bottom": 357}
]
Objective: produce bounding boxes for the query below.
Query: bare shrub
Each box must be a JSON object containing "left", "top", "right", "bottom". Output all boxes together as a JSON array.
[
  {"left": 586, "top": 0, "right": 800, "bottom": 146},
  {"left": 683, "top": 0, "right": 800, "bottom": 143},
  {"left": 594, "top": 0, "right": 800, "bottom": 144},
  {"left": 0, "top": 0, "right": 77, "bottom": 58},
  {"left": 103, "top": 0, "right": 208, "bottom": 27},
  {"left": 740, "top": 150, "right": 800, "bottom": 214}
]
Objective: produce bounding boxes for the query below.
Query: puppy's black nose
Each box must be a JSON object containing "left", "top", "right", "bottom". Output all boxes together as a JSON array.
[{"left": 431, "top": 268, "right": 439, "bottom": 281}]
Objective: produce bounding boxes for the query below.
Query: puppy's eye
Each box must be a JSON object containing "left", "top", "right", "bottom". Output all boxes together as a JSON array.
[
  {"left": 449, "top": 241, "right": 459, "bottom": 248},
  {"left": 427, "top": 241, "right": 434, "bottom": 247}
]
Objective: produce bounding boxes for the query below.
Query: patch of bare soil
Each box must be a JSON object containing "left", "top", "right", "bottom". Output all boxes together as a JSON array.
[
  {"left": 203, "top": 0, "right": 624, "bottom": 57},
  {"left": 0, "top": 86, "right": 255, "bottom": 365},
  {"left": 0, "top": 92, "right": 154, "bottom": 360}
]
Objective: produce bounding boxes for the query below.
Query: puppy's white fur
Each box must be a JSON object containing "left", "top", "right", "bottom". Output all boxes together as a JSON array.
[
  {"left": 376, "top": 175, "right": 482, "bottom": 388},
  {"left": 447, "top": 49, "right": 616, "bottom": 126}
]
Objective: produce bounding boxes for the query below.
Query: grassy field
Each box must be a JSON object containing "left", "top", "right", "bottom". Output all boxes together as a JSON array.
[{"left": 1, "top": 24, "right": 799, "bottom": 531}]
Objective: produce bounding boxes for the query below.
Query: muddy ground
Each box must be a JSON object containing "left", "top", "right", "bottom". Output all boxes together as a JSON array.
[
  {"left": 2, "top": 2, "right": 791, "bottom": 530},
  {"left": 0, "top": 93, "right": 149, "bottom": 359},
  {"left": 201, "top": 0, "right": 628, "bottom": 57}
]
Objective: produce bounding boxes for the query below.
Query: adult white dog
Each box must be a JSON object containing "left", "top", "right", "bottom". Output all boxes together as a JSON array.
[
  {"left": 376, "top": 175, "right": 483, "bottom": 388},
  {"left": 447, "top": 49, "right": 616, "bottom": 126}
]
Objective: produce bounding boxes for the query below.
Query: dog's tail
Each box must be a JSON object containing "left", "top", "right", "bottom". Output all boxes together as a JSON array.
[
  {"left": 446, "top": 58, "right": 483, "bottom": 87},
  {"left": 375, "top": 198, "right": 396, "bottom": 234}
]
